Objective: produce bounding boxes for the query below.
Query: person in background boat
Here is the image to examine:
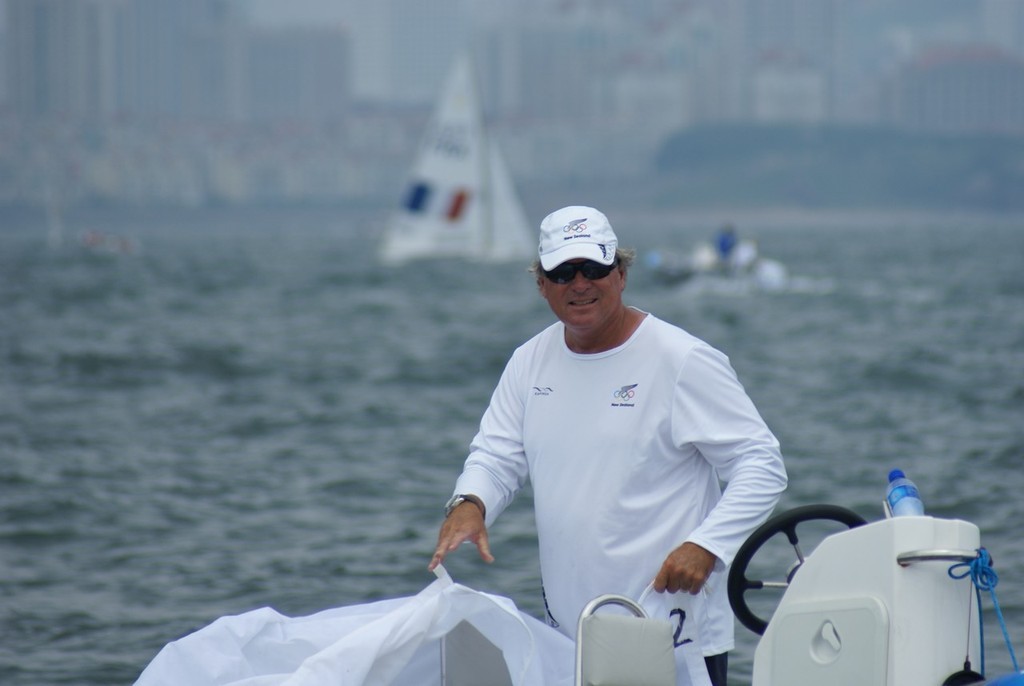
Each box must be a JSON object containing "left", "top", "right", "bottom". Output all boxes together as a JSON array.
[
  {"left": 714, "top": 223, "right": 738, "bottom": 265},
  {"left": 429, "top": 205, "right": 788, "bottom": 686}
]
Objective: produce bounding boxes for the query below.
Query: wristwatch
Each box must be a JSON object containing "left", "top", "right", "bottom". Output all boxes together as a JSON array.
[{"left": 444, "top": 493, "right": 481, "bottom": 518}]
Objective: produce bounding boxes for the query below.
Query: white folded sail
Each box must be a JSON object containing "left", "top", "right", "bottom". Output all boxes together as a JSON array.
[{"left": 135, "top": 567, "right": 575, "bottom": 686}]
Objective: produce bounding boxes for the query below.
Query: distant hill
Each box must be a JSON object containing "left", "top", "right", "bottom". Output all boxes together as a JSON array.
[{"left": 653, "top": 124, "right": 1024, "bottom": 212}]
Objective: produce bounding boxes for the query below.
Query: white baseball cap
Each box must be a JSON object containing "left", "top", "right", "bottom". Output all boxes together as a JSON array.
[{"left": 538, "top": 205, "right": 618, "bottom": 271}]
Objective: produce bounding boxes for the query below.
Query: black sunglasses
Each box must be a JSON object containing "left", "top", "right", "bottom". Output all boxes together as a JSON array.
[{"left": 543, "top": 260, "right": 617, "bottom": 284}]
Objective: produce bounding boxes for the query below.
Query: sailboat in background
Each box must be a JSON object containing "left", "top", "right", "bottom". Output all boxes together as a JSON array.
[{"left": 378, "top": 55, "right": 534, "bottom": 265}]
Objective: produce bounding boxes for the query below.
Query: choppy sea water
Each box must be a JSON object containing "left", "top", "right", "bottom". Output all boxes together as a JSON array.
[{"left": 2, "top": 206, "right": 1023, "bottom": 685}]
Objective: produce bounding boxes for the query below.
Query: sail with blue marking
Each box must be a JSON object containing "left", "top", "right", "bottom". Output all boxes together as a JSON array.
[{"left": 379, "top": 55, "right": 534, "bottom": 265}]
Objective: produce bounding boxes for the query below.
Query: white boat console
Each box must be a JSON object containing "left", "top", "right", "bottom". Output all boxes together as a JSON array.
[{"left": 729, "top": 505, "right": 1021, "bottom": 686}]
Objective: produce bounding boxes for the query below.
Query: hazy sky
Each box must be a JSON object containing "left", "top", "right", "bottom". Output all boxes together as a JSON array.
[
  {"left": 245, "top": 0, "right": 353, "bottom": 26},
  {"left": 243, "top": 0, "right": 506, "bottom": 29}
]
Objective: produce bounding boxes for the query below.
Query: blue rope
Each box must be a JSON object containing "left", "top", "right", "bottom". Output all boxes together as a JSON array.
[{"left": 949, "top": 547, "right": 1020, "bottom": 676}]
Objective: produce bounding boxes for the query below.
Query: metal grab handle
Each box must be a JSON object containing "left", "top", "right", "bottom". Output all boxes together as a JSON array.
[
  {"left": 579, "top": 594, "right": 648, "bottom": 619},
  {"left": 896, "top": 548, "right": 978, "bottom": 567},
  {"left": 575, "top": 594, "right": 651, "bottom": 686}
]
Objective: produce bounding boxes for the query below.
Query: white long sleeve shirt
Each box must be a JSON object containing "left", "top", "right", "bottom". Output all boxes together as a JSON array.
[{"left": 454, "top": 310, "right": 787, "bottom": 657}]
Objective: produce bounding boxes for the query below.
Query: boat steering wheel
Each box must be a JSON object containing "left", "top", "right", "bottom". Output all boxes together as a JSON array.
[{"left": 727, "top": 504, "right": 868, "bottom": 635}]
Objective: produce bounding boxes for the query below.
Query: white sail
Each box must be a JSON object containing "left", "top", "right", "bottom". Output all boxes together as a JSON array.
[
  {"left": 135, "top": 567, "right": 578, "bottom": 686},
  {"left": 379, "top": 55, "right": 534, "bottom": 265}
]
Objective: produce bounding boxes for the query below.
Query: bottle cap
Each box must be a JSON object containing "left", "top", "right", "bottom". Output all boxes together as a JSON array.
[{"left": 888, "top": 469, "right": 905, "bottom": 482}]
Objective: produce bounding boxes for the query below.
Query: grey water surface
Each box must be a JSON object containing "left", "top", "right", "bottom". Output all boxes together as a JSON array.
[{"left": 2, "top": 207, "right": 1022, "bottom": 684}]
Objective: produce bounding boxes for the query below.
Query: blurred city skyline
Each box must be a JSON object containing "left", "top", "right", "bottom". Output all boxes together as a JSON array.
[
  {"left": 246, "top": 0, "right": 354, "bottom": 26},
  {"left": 2, "top": 0, "right": 1023, "bottom": 211}
]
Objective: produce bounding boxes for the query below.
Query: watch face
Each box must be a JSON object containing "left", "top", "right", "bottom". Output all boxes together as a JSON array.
[{"left": 445, "top": 495, "right": 466, "bottom": 516}]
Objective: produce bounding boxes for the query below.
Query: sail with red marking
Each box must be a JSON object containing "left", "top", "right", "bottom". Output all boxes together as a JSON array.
[{"left": 379, "top": 55, "right": 534, "bottom": 264}]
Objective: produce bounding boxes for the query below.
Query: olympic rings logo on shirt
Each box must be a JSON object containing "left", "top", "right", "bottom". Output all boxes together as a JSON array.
[
  {"left": 613, "top": 384, "right": 638, "bottom": 400},
  {"left": 563, "top": 219, "right": 587, "bottom": 233}
]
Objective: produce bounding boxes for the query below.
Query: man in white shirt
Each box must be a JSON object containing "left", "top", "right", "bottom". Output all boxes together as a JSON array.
[{"left": 429, "top": 205, "right": 788, "bottom": 685}]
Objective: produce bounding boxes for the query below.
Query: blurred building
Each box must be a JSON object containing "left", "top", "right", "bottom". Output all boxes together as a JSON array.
[
  {"left": 751, "top": 51, "right": 828, "bottom": 123},
  {"left": 5, "top": 0, "right": 245, "bottom": 123},
  {"left": 6, "top": 0, "right": 112, "bottom": 121},
  {"left": 739, "top": 0, "right": 837, "bottom": 123},
  {"left": 345, "top": 0, "right": 468, "bottom": 105},
  {"left": 246, "top": 27, "right": 352, "bottom": 125},
  {"left": 3, "top": 0, "right": 1023, "bottom": 207},
  {"left": 883, "top": 46, "right": 1024, "bottom": 134},
  {"left": 0, "top": 6, "right": 7, "bottom": 107},
  {"left": 982, "top": 0, "right": 1024, "bottom": 57},
  {"left": 506, "top": 16, "right": 618, "bottom": 127},
  {"left": 128, "top": 0, "right": 246, "bottom": 122}
]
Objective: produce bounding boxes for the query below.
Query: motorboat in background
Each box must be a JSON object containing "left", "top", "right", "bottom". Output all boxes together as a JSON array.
[{"left": 645, "top": 224, "right": 788, "bottom": 291}]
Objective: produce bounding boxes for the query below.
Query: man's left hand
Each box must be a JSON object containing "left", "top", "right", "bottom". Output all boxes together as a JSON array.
[{"left": 653, "top": 541, "right": 717, "bottom": 595}]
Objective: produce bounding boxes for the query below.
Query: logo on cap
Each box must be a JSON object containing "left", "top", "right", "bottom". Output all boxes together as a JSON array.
[{"left": 564, "top": 218, "right": 588, "bottom": 233}]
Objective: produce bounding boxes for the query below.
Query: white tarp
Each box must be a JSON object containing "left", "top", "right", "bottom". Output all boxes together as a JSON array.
[{"left": 134, "top": 567, "right": 709, "bottom": 686}]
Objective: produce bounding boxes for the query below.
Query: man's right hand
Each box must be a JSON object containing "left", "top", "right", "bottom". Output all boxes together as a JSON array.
[{"left": 428, "top": 499, "right": 493, "bottom": 571}]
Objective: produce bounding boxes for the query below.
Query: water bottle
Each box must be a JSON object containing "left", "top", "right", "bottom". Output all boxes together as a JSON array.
[{"left": 886, "top": 469, "right": 925, "bottom": 517}]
